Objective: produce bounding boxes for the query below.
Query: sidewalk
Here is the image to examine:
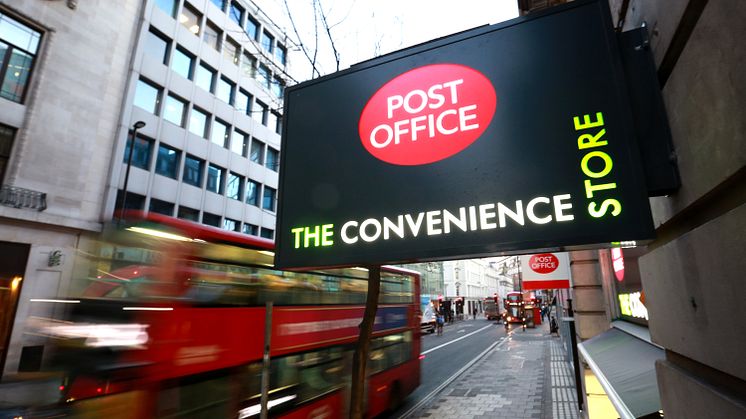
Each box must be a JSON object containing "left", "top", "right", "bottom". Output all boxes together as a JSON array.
[{"left": 406, "top": 317, "right": 581, "bottom": 419}]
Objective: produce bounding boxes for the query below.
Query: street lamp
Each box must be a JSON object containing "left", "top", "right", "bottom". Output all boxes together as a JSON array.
[{"left": 118, "top": 121, "right": 146, "bottom": 223}]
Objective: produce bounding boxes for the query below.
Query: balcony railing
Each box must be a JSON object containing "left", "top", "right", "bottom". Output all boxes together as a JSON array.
[{"left": 0, "top": 185, "right": 47, "bottom": 211}]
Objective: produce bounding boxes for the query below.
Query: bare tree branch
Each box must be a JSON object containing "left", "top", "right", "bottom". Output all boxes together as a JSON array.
[
  {"left": 316, "top": 0, "right": 340, "bottom": 72},
  {"left": 282, "top": 0, "right": 321, "bottom": 78}
]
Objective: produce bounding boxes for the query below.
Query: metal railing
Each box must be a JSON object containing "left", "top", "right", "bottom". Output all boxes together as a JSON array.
[{"left": 0, "top": 185, "right": 47, "bottom": 211}]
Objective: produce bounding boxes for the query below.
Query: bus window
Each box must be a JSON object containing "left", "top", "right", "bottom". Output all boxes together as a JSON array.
[{"left": 156, "top": 370, "right": 233, "bottom": 418}]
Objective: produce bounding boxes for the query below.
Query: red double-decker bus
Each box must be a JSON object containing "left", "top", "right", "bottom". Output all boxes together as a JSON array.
[
  {"left": 41, "top": 212, "right": 421, "bottom": 418},
  {"left": 503, "top": 291, "right": 524, "bottom": 324}
]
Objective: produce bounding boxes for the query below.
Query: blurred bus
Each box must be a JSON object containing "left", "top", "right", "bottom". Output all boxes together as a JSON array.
[
  {"left": 503, "top": 291, "right": 524, "bottom": 324},
  {"left": 42, "top": 212, "right": 421, "bottom": 418}
]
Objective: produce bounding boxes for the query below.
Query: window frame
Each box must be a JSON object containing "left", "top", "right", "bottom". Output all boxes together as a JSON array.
[
  {"left": 155, "top": 143, "right": 181, "bottom": 179},
  {"left": 183, "top": 154, "right": 205, "bottom": 187},
  {"left": 163, "top": 93, "right": 188, "bottom": 127},
  {"left": 171, "top": 46, "right": 195, "bottom": 80}
]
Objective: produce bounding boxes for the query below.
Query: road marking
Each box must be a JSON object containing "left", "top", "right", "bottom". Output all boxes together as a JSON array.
[
  {"left": 398, "top": 336, "right": 508, "bottom": 419},
  {"left": 421, "top": 324, "right": 494, "bottom": 355}
]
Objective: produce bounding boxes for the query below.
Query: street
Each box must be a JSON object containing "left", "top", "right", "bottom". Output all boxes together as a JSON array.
[{"left": 392, "top": 317, "right": 508, "bottom": 417}]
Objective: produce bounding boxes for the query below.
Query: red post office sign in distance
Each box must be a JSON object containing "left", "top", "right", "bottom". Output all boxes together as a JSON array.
[{"left": 358, "top": 64, "right": 497, "bottom": 166}]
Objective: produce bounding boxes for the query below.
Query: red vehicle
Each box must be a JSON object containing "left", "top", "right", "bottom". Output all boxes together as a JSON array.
[
  {"left": 503, "top": 291, "right": 525, "bottom": 324},
  {"left": 43, "top": 212, "right": 421, "bottom": 418}
]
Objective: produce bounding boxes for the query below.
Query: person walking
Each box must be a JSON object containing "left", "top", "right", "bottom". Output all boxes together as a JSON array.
[{"left": 436, "top": 311, "right": 444, "bottom": 336}]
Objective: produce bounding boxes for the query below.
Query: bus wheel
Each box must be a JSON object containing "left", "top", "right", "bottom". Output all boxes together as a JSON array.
[{"left": 388, "top": 381, "right": 403, "bottom": 411}]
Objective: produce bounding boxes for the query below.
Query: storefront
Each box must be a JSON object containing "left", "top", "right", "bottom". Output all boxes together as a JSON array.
[{"left": 578, "top": 248, "right": 665, "bottom": 419}]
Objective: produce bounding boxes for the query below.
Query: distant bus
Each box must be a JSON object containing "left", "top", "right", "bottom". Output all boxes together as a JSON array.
[
  {"left": 43, "top": 212, "right": 421, "bottom": 418},
  {"left": 503, "top": 291, "right": 525, "bottom": 323},
  {"left": 483, "top": 295, "right": 500, "bottom": 320}
]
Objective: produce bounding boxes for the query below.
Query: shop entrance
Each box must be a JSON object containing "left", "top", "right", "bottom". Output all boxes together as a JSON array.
[{"left": 0, "top": 241, "right": 30, "bottom": 379}]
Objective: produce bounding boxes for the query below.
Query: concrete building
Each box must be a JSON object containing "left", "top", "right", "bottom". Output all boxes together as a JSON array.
[
  {"left": 517, "top": 0, "right": 746, "bottom": 418},
  {"left": 0, "top": 0, "right": 141, "bottom": 378},
  {"left": 443, "top": 259, "right": 503, "bottom": 316},
  {"left": 0, "top": 0, "right": 290, "bottom": 380}
]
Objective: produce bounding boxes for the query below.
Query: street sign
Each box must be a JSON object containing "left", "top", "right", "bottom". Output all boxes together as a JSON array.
[
  {"left": 520, "top": 252, "right": 572, "bottom": 290},
  {"left": 276, "top": 0, "right": 655, "bottom": 269}
]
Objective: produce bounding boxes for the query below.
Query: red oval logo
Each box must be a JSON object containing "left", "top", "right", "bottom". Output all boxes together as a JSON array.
[
  {"left": 529, "top": 253, "right": 560, "bottom": 275},
  {"left": 359, "top": 64, "right": 496, "bottom": 166}
]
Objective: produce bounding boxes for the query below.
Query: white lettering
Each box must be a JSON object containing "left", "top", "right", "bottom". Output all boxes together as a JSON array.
[{"left": 526, "top": 197, "right": 552, "bottom": 224}]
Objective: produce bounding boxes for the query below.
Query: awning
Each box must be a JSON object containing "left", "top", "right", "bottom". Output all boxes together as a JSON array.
[{"left": 578, "top": 323, "right": 664, "bottom": 419}]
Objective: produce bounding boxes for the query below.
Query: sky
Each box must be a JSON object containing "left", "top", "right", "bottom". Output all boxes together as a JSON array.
[{"left": 253, "top": 0, "right": 520, "bottom": 81}]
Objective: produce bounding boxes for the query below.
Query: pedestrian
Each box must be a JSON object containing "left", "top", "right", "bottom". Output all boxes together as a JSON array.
[
  {"left": 472, "top": 307, "right": 478, "bottom": 319},
  {"left": 436, "top": 312, "right": 444, "bottom": 335}
]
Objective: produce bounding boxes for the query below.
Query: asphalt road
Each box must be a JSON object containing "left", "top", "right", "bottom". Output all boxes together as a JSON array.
[{"left": 392, "top": 317, "right": 509, "bottom": 418}]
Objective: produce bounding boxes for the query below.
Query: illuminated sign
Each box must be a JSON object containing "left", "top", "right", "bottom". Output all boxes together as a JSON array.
[
  {"left": 611, "top": 247, "right": 625, "bottom": 281},
  {"left": 359, "top": 64, "right": 497, "bottom": 165},
  {"left": 520, "top": 252, "right": 571, "bottom": 290},
  {"left": 618, "top": 292, "right": 648, "bottom": 320},
  {"left": 276, "top": 0, "right": 655, "bottom": 269}
]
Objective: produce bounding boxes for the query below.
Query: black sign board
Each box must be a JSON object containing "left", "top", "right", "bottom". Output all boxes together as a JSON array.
[{"left": 275, "top": 0, "right": 655, "bottom": 269}]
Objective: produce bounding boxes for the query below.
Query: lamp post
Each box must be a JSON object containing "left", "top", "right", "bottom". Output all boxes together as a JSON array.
[{"left": 118, "top": 121, "right": 146, "bottom": 223}]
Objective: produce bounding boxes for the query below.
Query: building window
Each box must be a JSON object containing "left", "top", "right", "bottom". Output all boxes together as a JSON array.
[
  {"left": 116, "top": 191, "right": 146, "bottom": 211},
  {"left": 266, "top": 147, "right": 279, "bottom": 172},
  {"left": 271, "top": 76, "right": 284, "bottom": 99},
  {"left": 226, "top": 172, "right": 243, "bottom": 200},
  {"left": 235, "top": 89, "right": 252, "bottom": 115},
  {"left": 194, "top": 62, "right": 215, "bottom": 92},
  {"left": 155, "top": 0, "right": 178, "bottom": 18},
  {"left": 246, "top": 16, "right": 259, "bottom": 40},
  {"left": 179, "top": 3, "right": 202, "bottom": 35},
  {"left": 0, "top": 124, "right": 15, "bottom": 185},
  {"left": 177, "top": 205, "right": 199, "bottom": 221},
  {"left": 262, "top": 186, "right": 276, "bottom": 212},
  {"left": 229, "top": 1, "right": 244, "bottom": 26},
  {"left": 275, "top": 44, "right": 287, "bottom": 66},
  {"left": 274, "top": 113, "right": 282, "bottom": 135},
  {"left": 189, "top": 107, "right": 209, "bottom": 138},
  {"left": 231, "top": 129, "right": 249, "bottom": 157},
  {"left": 223, "top": 37, "right": 240, "bottom": 66},
  {"left": 254, "top": 100, "right": 268, "bottom": 126},
  {"left": 257, "top": 64, "right": 271, "bottom": 90},
  {"left": 202, "top": 212, "right": 221, "bottom": 227},
  {"left": 209, "top": 0, "right": 226, "bottom": 11},
  {"left": 149, "top": 198, "right": 174, "bottom": 216},
  {"left": 241, "top": 52, "right": 255, "bottom": 77},
  {"left": 242, "top": 223, "right": 258, "bottom": 236},
  {"left": 143, "top": 27, "right": 170, "bottom": 65},
  {"left": 123, "top": 134, "right": 153, "bottom": 170},
  {"left": 183, "top": 154, "right": 204, "bottom": 187},
  {"left": 223, "top": 218, "right": 240, "bottom": 232},
  {"left": 216, "top": 77, "right": 234, "bottom": 104},
  {"left": 245, "top": 179, "right": 259, "bottom": 206},
  {"left": 206, "top": 164, "right": 224, "bottom": 194},
  {"left": 171, "top": 47, "right": 194, "bottom": 80},
  {"left": 211, "top": 119, "right": 229, "bottom": 147},
  {"left": 203, "top": 21, "right": 221, "bottom": 51},
  {"left": 163, "top": 94, "right": 187, "bottom": 127},
  {"left": 155, "top": 144, "right": 180, "bottom": 179},
  {"left": 250, "top": 139, "right": 264, "bottom": 165},
  {"left": 133, "top": 79, "right": 161, "bottom": 115},
  {"left": 260, "top": 31, "right": 274, "bottom": 54},
  {"left": 260, "top": 227, "right": 274, "bottom": 240}
]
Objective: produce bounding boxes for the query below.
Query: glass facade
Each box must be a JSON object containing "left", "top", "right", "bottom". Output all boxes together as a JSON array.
[
  {"left": 143, "top": 28, "right": 169, "bottom": 64},
  {"left": 206, "top": 164, "right": 223, "bottom": 194},
  {"left": 123, "top": 134, "right": 153, "bottom": 170},
  {"left": 262, "top": 186, "right": 276, "bottom": 212},
  {"left": 183, "top": 155, "right": 204, "bottom": 187},
  {"left": 163, "top": 94, "right": 186, "bottom": 126},
  {"left": 250, "top": 139, "right": 264, "bottom": 164},
  {"left": 155, "top": 144, "right": 180, "bottom": 179},
  {"left": 211, "top": 119, "right": 229, "bottom": 147},
  {"left": 171, "top": 47, "right": 194, "bottom": 79},
  {"left": 246, "top": 180, "right": 259, "bottom": 206},
  {"left": 226, "top": 173, "right": 242, "bottom": 200},
  {"left": 189, "top": 107, "right": 209, "bottom": 138},
  {"left": 195, "top": 62, "right": 215, "bottom": 92},
  {"left": 133, "top": 79, "right": 161, "bottom": 114}
]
